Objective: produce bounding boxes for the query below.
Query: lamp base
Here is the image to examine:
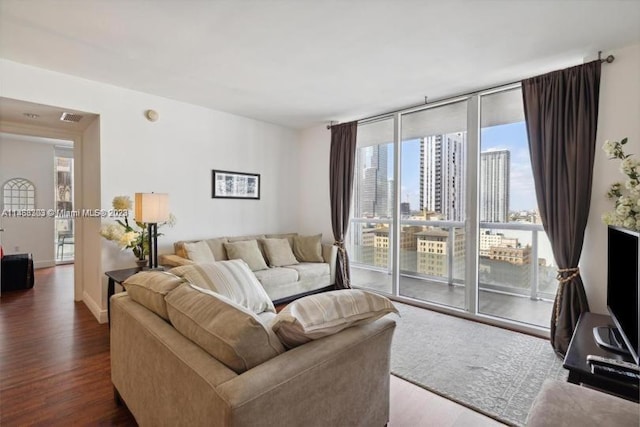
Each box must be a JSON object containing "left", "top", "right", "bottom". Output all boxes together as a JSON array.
[{"left": 142, "top": 266, "right": 165, "bottom": 272}]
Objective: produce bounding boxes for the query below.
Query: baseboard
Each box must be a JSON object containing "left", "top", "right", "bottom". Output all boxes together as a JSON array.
[
  {"left": 34, "top": 260, "right": 56, "bottom": 269},
  {"left": 83, "top": 290, "right": 108, "bottom": 324}
]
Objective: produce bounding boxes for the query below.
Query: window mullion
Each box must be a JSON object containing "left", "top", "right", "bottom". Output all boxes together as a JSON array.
[{"left": 465, "top": 96, "right": 480, "bottom": 314}]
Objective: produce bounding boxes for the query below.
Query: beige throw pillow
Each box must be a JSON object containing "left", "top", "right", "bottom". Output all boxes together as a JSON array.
[
  {"left": 170, "top": 260, "right": 275, "bottom": 314},
  {"left": 165, "top": 284, "right": 284, "bottom": 374},
  {"left": 293, "top": 234, "right": 324, "bottom": 263},
  {"left": 271, "top": 289, "right": 398, "bottom": 348},
  {"left": 262, "top": 238, "right": 299, "bottom": 267},
  {"left": 224, "top": 240, "right": 268, "bottom": 271},
  {"left": 123, "top": 271, "right": 186, "bottom": 320},
  {"left": 183, "top": 240, "right": 215, "bottom": 263}
]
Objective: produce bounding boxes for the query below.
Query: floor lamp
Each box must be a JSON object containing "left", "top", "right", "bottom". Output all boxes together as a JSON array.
[{"left": 135, "top": 192, "right": 169, "bottom": 270}]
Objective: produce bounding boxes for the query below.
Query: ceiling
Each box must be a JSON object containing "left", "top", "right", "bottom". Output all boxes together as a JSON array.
[
  {"left": 0, "top": 97, "right": 97, "bottom": 132},
  {"left": 0, "top": 0, "right": 639, "bottom": 130}
]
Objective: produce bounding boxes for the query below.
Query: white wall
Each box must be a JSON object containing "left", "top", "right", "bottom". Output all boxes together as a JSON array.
[
  {"left": 0, "top": 135, "right": 56, "bottom": 268},
  {"left": 583, "top": 43, "right": 640, "bottom": 313},
  {"left": 298, "top": 43, "right": 640, "bottom": 315},
  {"left": 298, "top": 125, "right": 334, "bottom": 240},
  {"left": 0, "top": 59, "right": 300, "bottom": 322}
]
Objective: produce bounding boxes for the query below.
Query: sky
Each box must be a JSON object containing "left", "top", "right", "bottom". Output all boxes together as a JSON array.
[{"left": 393, "top": 121, "right": 537, "bottom": 212}]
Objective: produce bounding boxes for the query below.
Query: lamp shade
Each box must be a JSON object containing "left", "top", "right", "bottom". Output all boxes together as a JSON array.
[{"left": 135, "top": 193, "right": 169, "bottom": 223}]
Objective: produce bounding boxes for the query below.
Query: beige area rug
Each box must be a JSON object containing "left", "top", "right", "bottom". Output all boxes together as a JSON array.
[{"left": 390, "top": 303, "right": 567, "bottom": 426}]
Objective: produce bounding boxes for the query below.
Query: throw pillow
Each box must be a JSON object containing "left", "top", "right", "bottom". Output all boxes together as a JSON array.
[
  {"left": 223, "top": 240, "right": 269, "bottom": 271},
  {"left": 292, "top": 234, "right": 324, "bottom": 263},
  {"left": 261, "top": 238, "right": 299, "bottom": 267},
  {"left": 271, "top": 289, "right": 398, "bottom": 348},
  {"left": 183, "top": 240, "right": 215, "bottom": 263},
  {"left": 165, "top": 284, "right": 284, "bottom": 374},
  {"left": 123, "top": 271, "right": 186, "bottom": 320},
  {"left": 170, "top": 260, "right": 275, "bottom": 314}
]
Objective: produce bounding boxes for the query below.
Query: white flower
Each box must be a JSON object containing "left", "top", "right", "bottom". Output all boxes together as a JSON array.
[
  {"left": 619, "top": 196, "right": 633, "bottom": 206},
  {"left": 624, "top": 217, "right": 636, "bottom": 230},
  {"left": 620, "top": 157, "right": 638, "bottom": 175},
  {"left": 602, "top": 140, "right": 618, "bottom": 157},
  {"left": 118, "top": 231, "right": 139, "bottom": 248},
  {"left": 625, "top": 179, "right": 639, "bottom": 190},
  {"left": 112, "top": 196, "right": 132, "bottom": 211},
  {"left": 100, "top": 224, "right": 122, "bottom": 240},
  {"left": 616, "top": 204, "right": 631, "bottom": 217}
]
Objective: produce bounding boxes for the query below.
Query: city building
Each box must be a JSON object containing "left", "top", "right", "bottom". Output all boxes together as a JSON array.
[
  {"left": 479, "top": 230, "right": 518, "bottom": 257},
  {"left": 419, "top": 133, "right": 466, "bottom": 221},
  {"left": 489, "top": 245, "right": 531, "bottom": 265},
  {"left": 354, "top": 144, "right": 389, "bottom": 218},
  {"left": 480, "top": 149, "right": 510, "bottom": 222},
  {"left": 415, "top": 228, "right": 465, "bottom": 278}
]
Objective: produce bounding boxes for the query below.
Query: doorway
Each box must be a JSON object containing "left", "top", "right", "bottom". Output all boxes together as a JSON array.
[{"left": 0, "top": 97, "right": 98, "bottom": 305}]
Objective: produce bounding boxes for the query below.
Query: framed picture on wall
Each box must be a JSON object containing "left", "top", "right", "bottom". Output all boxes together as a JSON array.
[{"left": 212, "top": 170, "right": 260, "bottom": 200}]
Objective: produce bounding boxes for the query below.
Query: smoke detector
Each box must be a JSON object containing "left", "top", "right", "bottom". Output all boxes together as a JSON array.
[{"left": 60, "top": 112, "right": 83, "bottom": 123}]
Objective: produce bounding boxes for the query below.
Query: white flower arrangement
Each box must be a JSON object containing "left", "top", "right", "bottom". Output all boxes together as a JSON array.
[
  {"left": 601, "top": 138, "right": 640, "bottom": 231},
  {"left": 100, "top": 196, "right": 176, "bottom": 259}
]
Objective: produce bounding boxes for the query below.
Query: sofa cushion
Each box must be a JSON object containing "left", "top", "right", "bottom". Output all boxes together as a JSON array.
[
  {"left": 123, "top": 271, "right": 185, "bottom": 320},
  {"left": 271, "top": 289, "right": 398, "bottom": 348},
  {"left": 293, "top": 234, "right": 324, "bottom": 263},
  {"left": 253, "top": 267, "right": 299, "bottom": 293},
  {"left": 224, "top": 240, "right": 269, "bottom": 271},
  {"left": 262, "top": 238, "right": 299, "bottom": 267},
  {"left": 165, "top": 284, "right": 285, "bottom": 374},
  {"left": 265, "top": 232, "right": 298, "bottom": 247},
  {"left": 183, "top": 240, "right": 215, "bottom": 263},
  {"left": 286, "top": 262, "right": 330, "bottom": 281},
  {"left": 174, "top": 237, "right": 229, "bottom": 261},
  {"left": 170, "top": 260, "right": 275, "bottom": 314},
  {"left": 204, "top": 237, "right": 229, "bottom": 261},
  {"left": 526, "top": 379, "right": 640, "bottom": 427}
]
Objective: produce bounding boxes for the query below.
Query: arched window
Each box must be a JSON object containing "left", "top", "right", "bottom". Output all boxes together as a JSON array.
[{"left": 2, "top": 178, "right": 36, "bottom": 210}]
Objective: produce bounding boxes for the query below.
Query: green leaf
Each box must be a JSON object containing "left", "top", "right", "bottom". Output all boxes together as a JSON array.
[{"left": 621, "top": 137, "right": 628, "bottom": 145}]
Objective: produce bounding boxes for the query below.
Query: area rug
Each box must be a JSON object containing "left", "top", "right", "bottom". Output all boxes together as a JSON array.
[{"left": 390, "top": 303, "right": 568, "bottom": 426}]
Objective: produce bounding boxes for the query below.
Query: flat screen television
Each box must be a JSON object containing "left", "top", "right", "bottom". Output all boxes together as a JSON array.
[{"left": 594, "top": 226, "right": 639, "bottom": 365}]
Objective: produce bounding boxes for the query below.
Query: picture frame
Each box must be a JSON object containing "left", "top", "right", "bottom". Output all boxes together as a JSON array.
[{"left": 212, "top": 169, "right": 260, "bottom": 200}]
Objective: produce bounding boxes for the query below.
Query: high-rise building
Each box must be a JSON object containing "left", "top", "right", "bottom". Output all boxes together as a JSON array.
[
  {"left": 480, "top": 150, "right": 510, "bottom": 222},
  {"left": 419, "top": 133, "right": 466, "bottom": 221},
  {"left": 354, "top": 145, "right": 388, "bottom": 218}
]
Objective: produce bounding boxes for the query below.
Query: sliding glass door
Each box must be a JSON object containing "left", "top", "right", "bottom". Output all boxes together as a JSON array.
[{"left": 349, "top": 84, "right": 555, "bottom": 332}]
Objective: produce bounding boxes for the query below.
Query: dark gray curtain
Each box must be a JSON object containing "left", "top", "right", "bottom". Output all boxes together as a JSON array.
[
  {"left": 329, "top": 121, "right": 358, "bottom": 289},
  {"left": 522, "top": 60, "right": 601, "bottom": 356}
]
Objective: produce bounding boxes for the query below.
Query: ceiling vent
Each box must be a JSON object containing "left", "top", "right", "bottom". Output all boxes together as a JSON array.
[{"left": 60, "top": 112, "right": 83, "bottom": 123}]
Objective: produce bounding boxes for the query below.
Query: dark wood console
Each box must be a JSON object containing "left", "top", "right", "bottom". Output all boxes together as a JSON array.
[{"left": 563, "top": 312, "right": 639, "bottom": 402}]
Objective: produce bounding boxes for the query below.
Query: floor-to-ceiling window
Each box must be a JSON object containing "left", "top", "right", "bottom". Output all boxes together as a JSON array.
[
  {"left": 397, "top": 99, "right": 468, "bottom": 310},
  {"left": 350, "top": 116, "right": 395, "bottom": 294},
  {"left": 477, "top": 87, "right": 554, "bottom": 326},
  {"left": 349, "top": 84, "right": 554, "bottom": 333}
]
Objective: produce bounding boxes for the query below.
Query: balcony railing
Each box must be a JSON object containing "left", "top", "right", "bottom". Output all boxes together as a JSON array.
[{"left": 348, "top": 218, "right": 556, "bottom": 301}]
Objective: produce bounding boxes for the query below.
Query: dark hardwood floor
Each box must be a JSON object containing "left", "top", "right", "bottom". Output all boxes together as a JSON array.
[
  {"left": 1, "top": 265, "right": 501, "bottom": 426},
  {"left": 0, "top": 265, "right": 135, "bottom": 426}
]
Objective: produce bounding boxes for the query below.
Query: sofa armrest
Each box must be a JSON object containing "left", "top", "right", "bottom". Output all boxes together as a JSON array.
[
  {"left": 216, "top": 317, "right": 396, "bottom": 427},
  {"left": 111, "top": 294, "right": 237, "bottom": 426},
  {"left": 159, "top": 254, "right": 194, "bottom": 267},
  {"left": 322, "top": 243, "right": 337, "bottom": 285}
]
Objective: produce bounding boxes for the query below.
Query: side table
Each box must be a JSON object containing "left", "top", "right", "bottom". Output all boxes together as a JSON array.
[
  {"left": 105, "top": 267, "right": 142, "bottom": 325},
  {"left": 563, "top": 312, "right": 639, "bottom": 402}
]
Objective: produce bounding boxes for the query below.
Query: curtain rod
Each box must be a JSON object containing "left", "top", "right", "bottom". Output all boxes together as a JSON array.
[{"left": 327, "top": 51, "right": 615, "bottom": 129}]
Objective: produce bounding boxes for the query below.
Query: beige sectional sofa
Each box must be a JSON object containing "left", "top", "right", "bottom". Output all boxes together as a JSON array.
[
  {"left": 111, "top": 269, "right": 397, "bottom": 427},
  {"left": 160, "top": 232, "right": 337, "bottom": 303}
]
